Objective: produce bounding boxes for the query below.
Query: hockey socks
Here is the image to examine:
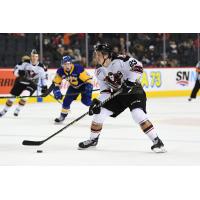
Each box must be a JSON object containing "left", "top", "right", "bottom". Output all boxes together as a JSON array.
[
  {"left": 0, "top": 99, "right": 15, "bottom": 117},
  {"left": 14, "top": 99, "right": 26, "bottom": 116}
]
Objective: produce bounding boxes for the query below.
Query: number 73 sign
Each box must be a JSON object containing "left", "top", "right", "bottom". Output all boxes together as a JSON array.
[{"left": 141, "top": 71, "right": 162, "bottom": 88}]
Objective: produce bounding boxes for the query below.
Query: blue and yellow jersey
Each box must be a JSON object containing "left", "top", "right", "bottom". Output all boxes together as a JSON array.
[{"left": 53, "top": 64, "right": 92, "bottom": 88}]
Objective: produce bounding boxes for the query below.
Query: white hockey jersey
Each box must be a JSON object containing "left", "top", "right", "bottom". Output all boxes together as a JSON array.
[
  {"left": 95, "top": 56, "right": 143, "bottom": 92},
  {"left": 95, "top": 55, "right": 143, "bottom": 101},
  {"left": 14, "top": 61, "right": 47, "bottom": 86}
]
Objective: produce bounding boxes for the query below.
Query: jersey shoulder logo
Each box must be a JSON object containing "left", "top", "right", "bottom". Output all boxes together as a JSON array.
[{"left": 129, "top": 59, "right": 137, "bottom": 68}]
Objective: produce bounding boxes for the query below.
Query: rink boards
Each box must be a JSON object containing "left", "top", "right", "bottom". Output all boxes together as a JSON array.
[{"left": 0, "top": 67, "right": 199, "bottom": 104}]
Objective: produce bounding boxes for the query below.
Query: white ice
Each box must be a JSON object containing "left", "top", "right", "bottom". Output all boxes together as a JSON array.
[{"left": 0, "top": 97, "right": 200, "bottom": 165}]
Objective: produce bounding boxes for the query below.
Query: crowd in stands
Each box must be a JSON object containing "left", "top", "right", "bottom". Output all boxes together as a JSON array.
[
  {"left": 0, "top": 33, "right": 38, "bottom": 67},
  {"left": 0, "top": 33, "right": 199, "bottom": 68}
]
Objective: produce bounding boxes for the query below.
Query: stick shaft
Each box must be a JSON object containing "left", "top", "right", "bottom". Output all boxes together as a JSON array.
[
  {"left": 22, "top": 88, "right": 121, "bottom": 146},
  {"left": 0, "top": 89, "right": 100, "bottom": 99},
  {"left": 43, "top": 112, "right": 89, "bottom": 143}
]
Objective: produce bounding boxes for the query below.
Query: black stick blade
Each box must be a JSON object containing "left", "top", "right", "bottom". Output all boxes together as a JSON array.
[{"left": 22, "top": 140, "right": 43, "bottom": 146}]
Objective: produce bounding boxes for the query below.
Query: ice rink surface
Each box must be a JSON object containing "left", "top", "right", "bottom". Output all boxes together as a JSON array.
[{"left": 0, "top": 97, "right": 200, "bottom": 165}]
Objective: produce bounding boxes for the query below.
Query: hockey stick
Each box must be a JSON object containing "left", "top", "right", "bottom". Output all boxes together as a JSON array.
[
  {"left": 49, "top": 94, "right": 62, "bottom": 105},
  {"left": 22, "top": 88, "right": 122, "bottom": 146},
  {"left": 0, "top": 89, "right": 100, "bottom": 99},
  {"left": 48, "top": 88, "right": 100, "bottom": 105},
  {"left": 0, "top": 95, "right": 42, "bottom": 99},
  {"left": 40, "top": 88, "right": 100, "bottom": 105}
]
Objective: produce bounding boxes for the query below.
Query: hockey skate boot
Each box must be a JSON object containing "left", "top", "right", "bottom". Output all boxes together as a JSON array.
[
  {"left": 0, "top": 110, "right": 7, "bottom": 117},
  {"left": 188, "top": 98, "right": 193, "bottom": 101},
  {"left": 151, "top": 137, "right": 166, "bottom": 153},
  {"left": 14, "top": 108, "right": 20, "bottom": 116},
  {"left": 78, "top": 136, "right": 99, "bottom": 149},
  {"left": 54, "top": 113, "right": 68, "bottom": 123}
]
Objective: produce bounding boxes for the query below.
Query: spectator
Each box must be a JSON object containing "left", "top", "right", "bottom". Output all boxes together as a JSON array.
[
  {"left": 53, "top": 44, "right": 66, "bottom": 67},
  {"left": 1, "top": 33, "right": 200, "bottom": 68},
  {"left": 113, "top": 46, "right": 120, "bottom": 54},
  {"left": 167, "top": 41, "right": 178, "bottom": 60},
  {"left": 63, "top": 33, "right": 71, "bottom": 47},
  {"left": 73, "top": 49, "right": 82, "bottom": 63}
]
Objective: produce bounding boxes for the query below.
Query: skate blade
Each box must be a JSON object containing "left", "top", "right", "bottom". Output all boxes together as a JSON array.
[
  {"left": 152, "top": 147, "right": 167, "bottom": 153},
  {"left": 77, "top": 146, "right": 97, "bottom": 150},
  {"left": 54, "top": 121, "right": 64, "bottom": 125}
]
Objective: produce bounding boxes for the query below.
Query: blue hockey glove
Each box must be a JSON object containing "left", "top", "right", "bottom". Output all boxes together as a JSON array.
[{"left": 53, "top": 86, "right": 62, "bottom": 100}]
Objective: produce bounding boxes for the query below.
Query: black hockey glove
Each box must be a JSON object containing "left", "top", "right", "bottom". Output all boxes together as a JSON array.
[
  {"left": 40, "top": 83, "right": 56, "bottom": 97},
  {"left": 121, "top": 80, "right": 143, "bottom": 94},
  {"left": 89, "top": 98, "right": 102, "bottom": 116},
  {"left": 18, "top": 70, "right": 30, "bottom": 83},
  {"left": 41, "top": 85, "right": 48, "bottom": 94},
  {"left": 18, "top": 70, "right": 26, "bottom": 77}
]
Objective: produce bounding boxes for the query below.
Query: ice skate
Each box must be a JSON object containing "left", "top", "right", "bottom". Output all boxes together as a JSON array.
[
  {"left": 78, "top": 136, "right": 99, "bottom": 149},
  {"left": 13, "top": 108, "right": 20, "bottom": 117},
  {"left": 0, "top": 110, "right": 7, "bottom": 117},
  {"left": 54, "top": 113, "right": 68, "bottom": 123},
  {"left": 151, "top": 137, "right": 166, "bottom": 153}
]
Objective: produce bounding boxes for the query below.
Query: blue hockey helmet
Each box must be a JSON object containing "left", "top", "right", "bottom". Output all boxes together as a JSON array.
[{"left": 61, "top": 56, "right": 72, "bottom": 65}]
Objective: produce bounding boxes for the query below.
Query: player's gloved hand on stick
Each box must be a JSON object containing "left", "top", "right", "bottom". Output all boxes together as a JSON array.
[
  {"left": 18, "top": 70, "right": 30, "bottom": 82},
  {"left": 18, "top": 70, "right": 26, "bottom": 77},
  {"left": 89, "top": 98, "right": 102, "bottom": 116},
  {"left": 121, "top": 80, "right": 143, "bottom": 94},
  {"left": 41, "top": 85, "right": 48, "bottom": 94},
  {"left": 121, "top": 80, "right": 132, "bottom": 93},
  {"left": 85, "top": 83, "right": 93, "bottom": 94},
  {"left": 53, "top": 87, "right": 63, "bottom": 100}
]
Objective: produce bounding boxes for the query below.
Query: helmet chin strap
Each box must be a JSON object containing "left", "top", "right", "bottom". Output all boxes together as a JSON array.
[{"left": 102, "top": 55, "right": 109, "bottom": 66}]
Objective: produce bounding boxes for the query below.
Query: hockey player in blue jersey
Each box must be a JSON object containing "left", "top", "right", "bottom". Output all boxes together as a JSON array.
[{"left": 52, "top": 56, "right": 93, "bottom": 123}]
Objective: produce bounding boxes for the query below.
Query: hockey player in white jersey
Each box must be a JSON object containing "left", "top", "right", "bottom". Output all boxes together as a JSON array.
[
  {"left": 0, "top": 49, "right": 48, "bottom": 117},
  {"left": 78, "top": 43, "right": 166, "bottom": 153}
]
